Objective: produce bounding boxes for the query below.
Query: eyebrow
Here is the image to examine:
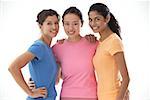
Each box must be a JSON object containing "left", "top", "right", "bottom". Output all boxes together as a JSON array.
[
  {"left": 91, "top": 15, "right": 102, "bottom": 18},
  {"left": 64, "top": 21, "right": 79, "bottom": 23},
  {"left": 45, "top": 20, "right": 58, "bottom": 23}
]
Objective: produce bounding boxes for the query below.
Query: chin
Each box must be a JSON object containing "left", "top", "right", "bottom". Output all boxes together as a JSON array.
[
  {"left": 51, "top": 34, "right": 57, "bottom": 38},
  {"left": 92, "top": 30, "right": 99, "bottom": 33}
]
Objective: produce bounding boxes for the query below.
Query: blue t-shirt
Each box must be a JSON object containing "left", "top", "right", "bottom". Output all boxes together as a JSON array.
[{"left": 26, "top": 40, "right": 58, "bottom": 100}]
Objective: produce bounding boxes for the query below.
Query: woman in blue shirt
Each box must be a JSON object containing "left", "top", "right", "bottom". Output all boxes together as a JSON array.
[{"left": 8, "top": 9, "right": 60, "bottom": 100}]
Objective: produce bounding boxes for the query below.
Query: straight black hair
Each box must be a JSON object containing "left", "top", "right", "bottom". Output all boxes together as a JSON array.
[{"left": 88, "top": 3, "right": 121, "bottom": 39}]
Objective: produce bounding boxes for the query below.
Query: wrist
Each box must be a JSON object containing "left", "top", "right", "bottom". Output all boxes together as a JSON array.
[{"left": 28, "top": 90, "right": 34, "bottom": 97}]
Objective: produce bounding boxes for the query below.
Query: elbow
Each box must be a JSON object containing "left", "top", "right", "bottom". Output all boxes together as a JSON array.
[
  {"left": 125, "top": 76, "right": 130, "bottom": 85},
  {"left": 8, "top": 65, "right": 14, "bottom": 74},
  {"left": 126, "top": 74, "right": 130, "bottom": 83},
  {"left": 8, "top": 64, "right": 18, "bottom": 74},
  {"left": 8, "top": 65, "right": 12, "bottom": 72},
  {"left": 122, "top": 75, "right": 130, "bottom": 85},
  {"left": 128, "top": 76, "right": 130, "bottom": 84}
]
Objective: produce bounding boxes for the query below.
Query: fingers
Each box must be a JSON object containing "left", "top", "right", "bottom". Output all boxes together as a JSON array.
[
  {"left": 28, "top": 79, "right": 47, "bottom": 98},
  {"left": 30, "top": 87, "right": 48, "bottom": 98},
  {"left": 57, "top": 39, "right": 65, "bottom": 44},
  {"left": 37, "top": 87, "right": 48, "bottom": 98},
  {"left": 90, "top": 34, "right": 95, "bottom": 42},
  {"left": 85, "top": 34, "right": 97, "bottom": 43},
  {"left": 85, "top": 34, "right": 90, "bottom": 41},
  {"left": 28, "top": 79, "right": 36, "bottom": 90}
]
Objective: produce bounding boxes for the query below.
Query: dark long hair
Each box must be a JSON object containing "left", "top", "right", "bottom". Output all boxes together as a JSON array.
[{"left": 88, "top": 3, "right": 121, "bottom": 39}]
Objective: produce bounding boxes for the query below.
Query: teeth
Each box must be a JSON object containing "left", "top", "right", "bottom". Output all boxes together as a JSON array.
[
  {"left": 68, "top": 32, "right": 74, "bottom": 34},
  {"left": 52, "top": 30, "right": 56, "bottom": 32},
  {"left": 93, "top": 27, "right": 98, "bottom": 30}
]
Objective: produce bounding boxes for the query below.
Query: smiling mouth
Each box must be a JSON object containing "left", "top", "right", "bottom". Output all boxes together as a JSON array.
[
  {"left": 68, "top": 31, "right": 75, "bottom": 34},
  {"left": 92, "top": 25, "right": 100, "bottom": 30},
  {"left": 50, "top": 30, "right": 57, "bottom": 33}
]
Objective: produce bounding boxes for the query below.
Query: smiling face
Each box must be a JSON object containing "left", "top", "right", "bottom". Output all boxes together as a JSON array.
[
  {"left": 88, "top": 11, "right": 108, "bottom": 33},
  {"left": 39, "top": 15, "right": 59, "bottom": 38},
  {"left": 63, "top": 13, "right": 82, "bottom": 38}
]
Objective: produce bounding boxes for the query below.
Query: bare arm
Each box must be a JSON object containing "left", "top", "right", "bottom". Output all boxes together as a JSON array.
[
  {"left": 114, "top": 52, "right": 130, "bottom": 100},
  {"left": 55, "top": 63, "right": 62, "bottom": 85},
  {"left": 8, "top": 51, "right": 47, "bottom": 98}
]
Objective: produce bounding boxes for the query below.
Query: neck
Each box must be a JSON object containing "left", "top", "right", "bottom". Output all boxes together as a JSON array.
[
  {"left": 40, "top": 34, "right": 52, "bottom": 46},
  {"left": 99, "top": 27, "right": 113, "bottom": 42},
  {"left": 67, "top": 35, "right": 82, "bottom": 42}
]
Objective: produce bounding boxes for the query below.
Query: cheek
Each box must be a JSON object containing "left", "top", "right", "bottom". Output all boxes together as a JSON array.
[
  {"left": 56, "top": 25, "right": 59, "bottom": 30},
  {"left": 75, "top": 25, "right": 81, "bottom": 30},
  {"left": 89, "top": 22, "right": 92, "bottom": 27},
  {"left": 96, "top": 22, "right": 104, "bottom": 29},
  {"left": 63, "top": 26, "right": 68, "bottom": 32}
]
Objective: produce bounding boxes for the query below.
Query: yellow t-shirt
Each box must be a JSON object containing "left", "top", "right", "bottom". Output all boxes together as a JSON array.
[{"left": 93, "top": 33, "right": 124, "bottom": 100}]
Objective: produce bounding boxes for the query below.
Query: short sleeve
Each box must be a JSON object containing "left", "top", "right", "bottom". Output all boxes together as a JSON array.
[
  {"left": 109, "top": 39, "right": 124, "bottom": 55},
  {"left": 28, "top": 43, "right": 44, "bottom": 60}
]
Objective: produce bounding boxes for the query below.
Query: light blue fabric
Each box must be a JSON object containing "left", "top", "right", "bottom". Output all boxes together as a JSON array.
[{"left": 27, "top": 40, "right": 58, "bottom": 100}]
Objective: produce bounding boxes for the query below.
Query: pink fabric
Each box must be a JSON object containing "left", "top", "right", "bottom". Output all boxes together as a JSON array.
[
  {"left": 53, "top": 37, "right": 98, "bottom": 98},
  {"left": 60, "top": 97, "right": 98, "bottom": 100}
]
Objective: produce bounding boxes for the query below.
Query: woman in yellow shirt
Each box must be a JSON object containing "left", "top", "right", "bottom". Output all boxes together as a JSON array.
[{"left": 88, "top": 3, "right": 130, "bottom": 100}]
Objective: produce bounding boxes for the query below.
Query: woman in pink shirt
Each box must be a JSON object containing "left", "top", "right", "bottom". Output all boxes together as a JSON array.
[
  {"left": 88, "top": 3, "right": 130, "bottom": 100},
  {"left": 53, "top": 7, "right": 98, "bottom": 100}
]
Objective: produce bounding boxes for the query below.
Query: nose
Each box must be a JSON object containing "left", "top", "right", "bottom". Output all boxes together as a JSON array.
[
  {"left": 51, "top": 24, "right": 57, "bottom": 30},
  {"left": 90, "top": 20, "right": 95, "bottom": 27},
  {"left": 68, "top": 24, "right": 73, "bottom": 31}
]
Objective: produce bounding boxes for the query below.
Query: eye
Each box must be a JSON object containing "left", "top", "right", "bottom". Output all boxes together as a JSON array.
[
  {"left": 55, "top": 22, "right": 59, "bottom": 25},
  {"left": 95, "top": 18, "right": 101, "bottom": 21},
  {"left": 64, "top": 22, "right": 69, "bottom": 26},
  {"left": 74, "top": 23, "right": 79, "bottom": 25},
  {"left": 47, "top": 22, "right": 52, "bottom": 25},
  {"left": 89, "top": 18, "right": 92, "bottom": 22}
]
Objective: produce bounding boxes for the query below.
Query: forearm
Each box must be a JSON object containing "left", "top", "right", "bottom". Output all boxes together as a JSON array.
[
  {"left": 117, "top": 78, "right": 130, "bottom": 99},
  {"left": 8, "top": 66, "right": 33, "bottom": 96},
  {"left": 114, "top": 52, "right": 130, "bottom": 100}
]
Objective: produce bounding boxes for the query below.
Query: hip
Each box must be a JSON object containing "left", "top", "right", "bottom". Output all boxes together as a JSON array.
[{"left": 60, "top": 97, "right": 98, "bottom": 100}]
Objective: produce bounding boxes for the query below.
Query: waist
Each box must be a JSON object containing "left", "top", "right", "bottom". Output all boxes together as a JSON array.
[
  {"left": 97, "top": 84, "right": 119, "bottom": 97},
  {"left": 60, "top": 97, "right": 98, "bottom": 100},
  {"left": 35, "top": 84, "right": 57, "bottom": 98},
  {"left": 27, "top": 95, "right": 56, "bottom": 100},
  {"left": 61, "top": 87, "right": 97, "bottom": 98},
  {"left": 98, "top": 90, "right": 119, "bottom": 100}
]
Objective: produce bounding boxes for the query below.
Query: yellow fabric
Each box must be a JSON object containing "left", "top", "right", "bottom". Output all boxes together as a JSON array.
[{"left": 93, "top": 33, "right": 124, "bottom": 100}]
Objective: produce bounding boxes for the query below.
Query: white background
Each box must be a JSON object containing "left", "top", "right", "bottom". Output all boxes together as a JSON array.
[{"left": 0, "top": 0, "right": 150, "bottom": 100}]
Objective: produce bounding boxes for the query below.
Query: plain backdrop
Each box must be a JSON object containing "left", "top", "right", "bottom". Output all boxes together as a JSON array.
[{"left": 0, "top": 0, "right": 150, "bottom": 100}]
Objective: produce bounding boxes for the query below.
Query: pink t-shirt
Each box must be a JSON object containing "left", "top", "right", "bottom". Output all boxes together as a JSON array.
[{"left": 53, "top": 37, "right": 98, "bottom": 98}]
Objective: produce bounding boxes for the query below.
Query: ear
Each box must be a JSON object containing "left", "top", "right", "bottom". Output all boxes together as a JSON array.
[
  {"left": 105, "top": 14, "right": 110, "bottom": 24},
  {"left": 80, "top": 21, "right": 83, "bottom": 27},
  {"left": 38, "top": 23, "right": 42, "bottom": 29},
  {"left": 81, "top": 23, "right": 83, "bottom": 27}
]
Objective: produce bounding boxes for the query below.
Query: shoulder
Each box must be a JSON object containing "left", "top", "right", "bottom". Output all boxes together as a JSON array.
[
  {"left": 111, "top": 34, "right": 122, "bottom": 45},
  {"left": 52, "top": 42, "right": 61, "bottom": 50},
  {"left": 83, "top": 37, "right": 99, "bottom": 47},
  {"left": 29, "top": 40, "right": 45, "bottom": 48},
  {"left": 28, "top": 40, "right": 45, "bottom": 53},
  {"left": 52, "top": 42, "right": 65, "bottom": 53}
]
